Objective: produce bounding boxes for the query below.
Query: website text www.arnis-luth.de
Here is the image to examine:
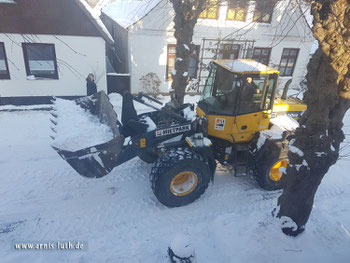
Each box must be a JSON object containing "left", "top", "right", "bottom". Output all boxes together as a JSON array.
[{"left": 13, "top": 241, "right": 87, "bottom": 251}]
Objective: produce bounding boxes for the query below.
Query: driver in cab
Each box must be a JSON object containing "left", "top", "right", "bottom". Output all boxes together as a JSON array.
[{"left": 242, "top": 77, "right": 260, "bottom": 102}]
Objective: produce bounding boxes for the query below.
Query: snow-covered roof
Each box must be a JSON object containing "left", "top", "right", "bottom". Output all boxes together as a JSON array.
[
  {"left": 102, "top": 0, "right": 161, "bottom": 28},
  {"left": 75, "top": 0, "right": 114, "bottom": 44},
  {"left": 215, "top": 59, "right": 280, "bottom": 74}
]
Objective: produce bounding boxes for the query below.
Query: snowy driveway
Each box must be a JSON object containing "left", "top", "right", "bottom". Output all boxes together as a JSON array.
[{"left": 0, "top": 107, "right": 349, "bottom": 263}]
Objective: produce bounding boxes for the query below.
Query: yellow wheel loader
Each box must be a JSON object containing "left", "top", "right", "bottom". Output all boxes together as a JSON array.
[{"left": 51, "top": 59, "right": 306, "bottom": 207}]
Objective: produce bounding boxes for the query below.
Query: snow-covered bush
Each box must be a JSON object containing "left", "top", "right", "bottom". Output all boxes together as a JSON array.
[
  {"left": 139, "top": 72, "right": 161, "bottom": 98},
  {"left": 186, "top": 78, "right": 200, "bottom": 93}
]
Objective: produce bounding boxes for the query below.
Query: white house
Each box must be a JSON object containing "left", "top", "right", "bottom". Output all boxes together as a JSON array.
[
  {"left": 101, "top": 0, "right": 314, "bottom": 94},
  {"left": 0, "top": 0, "right": 114, "bottom": 105}
]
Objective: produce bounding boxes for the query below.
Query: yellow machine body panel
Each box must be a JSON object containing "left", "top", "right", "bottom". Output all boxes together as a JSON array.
[
  {"left": 272, "top": 97, "right": 307, "bottom": 119},
  {"left": 196, "top": 107, "right": 271, "bottom": 143}
]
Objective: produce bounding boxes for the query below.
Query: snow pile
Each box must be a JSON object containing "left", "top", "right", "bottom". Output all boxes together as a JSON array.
[
  {"left": 141, "top": 116, "right": 157, "bottom": 131},
  {"left": 279, "top": 166, "right": 287, "bottom": 174},
  {"left": 294, "top": 159, "right": 310, "bottom": 171},
  {"left": 26, "top": 75, "right": 36, "bottom": 80},
  {"left": 270, "top": 115, "right": 299, "bottom": 134},
  {"left": 183, "top": 106, "right": 197, "bottom": 122},
  {"left": 168, "top": 234, "right": 195, "bottom": 261},
  {"left": 186, "top": 135, "right": 212, "bottom": 147},
  {"left": 331, "top": 144, "right": 336, "bottom": 151},
  {"left": 203, "top": 137, "right": 212, "bottom": 146},
  {"left": 256, "top": 134, "right": 267, "bottom": 151},
  {"left": 279, "top": 216, "right": 298, "bottom": 232},
  {"left": 288, "top": 139, "right": 310, "bottom": 171},
  {"left": 51, "top": 98, "right": 114, "bottom": 152},
  {"left": 289, "top": 145, "right": 304, "bottom": 157},
  {"left": 108, "top": 92, "right": 123, "bottom": 116},
  {"left": 256, "top": 115, "right": 299, "bottom": 151}
]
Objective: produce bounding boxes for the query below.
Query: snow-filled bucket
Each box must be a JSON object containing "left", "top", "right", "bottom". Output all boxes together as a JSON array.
[{"left": 51, "top": 91, "right": 125, "bottom": 178}]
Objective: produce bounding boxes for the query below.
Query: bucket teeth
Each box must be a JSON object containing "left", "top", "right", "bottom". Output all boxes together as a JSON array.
[
  {"left": 50, "top": 118, "right": 57, "bottom": 126},
  {"left": 50, "top": 126, "right": 57, "bottom": 133},
  {"left": 50, "top": 111, "right": 58, "bottom": 118},
  {"left": 50, "top": 135, "right": 55, "bottom": 140}
]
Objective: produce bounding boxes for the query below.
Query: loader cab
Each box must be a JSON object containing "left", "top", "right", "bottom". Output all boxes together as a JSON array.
[
  {"left": 197, "top": 59, "right": 279, "bottom": 143},
  {"left": 199, "top": 60, "right": 278, "bottom": 116}
]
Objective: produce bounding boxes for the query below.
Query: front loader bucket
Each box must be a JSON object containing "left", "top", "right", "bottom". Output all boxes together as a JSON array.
[{"left": 51, "top": 91, "right": 126, "bottom": 178}]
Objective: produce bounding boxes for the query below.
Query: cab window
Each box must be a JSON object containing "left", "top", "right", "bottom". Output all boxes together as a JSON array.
[
  {"left": 263, "top": 75, "right": 276, "bottom": 110},
  {"left": 201, "top": 63, "right": 217, "bottom": 100},
  {"left": 201, "top": 65, "right": 241, "bottom": 115},
  {"left": 237, "top": 75, "right": 274, "bottom": 115}
]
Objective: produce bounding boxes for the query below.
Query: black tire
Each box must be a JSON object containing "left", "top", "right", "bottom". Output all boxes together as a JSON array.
[
  {"left": 150, "top": 148, "right": 210, "bottom": 207},
  {"left": 254, "top": 140, "right": 289, "bottom": 191}
]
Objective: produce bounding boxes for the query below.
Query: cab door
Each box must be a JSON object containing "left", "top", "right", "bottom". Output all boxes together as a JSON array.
[
  {"left": 232, "top": 111, "right": 270, "bottom": 142},
  {"left": 231, "top": 75, "right": 276, "bottom": 143}
]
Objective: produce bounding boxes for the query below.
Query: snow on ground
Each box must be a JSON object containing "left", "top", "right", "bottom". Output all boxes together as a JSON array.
[{"left": 0, "top": 97, "right": 349, "bottom": 262}]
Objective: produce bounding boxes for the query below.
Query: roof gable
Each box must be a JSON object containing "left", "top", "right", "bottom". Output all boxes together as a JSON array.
[
  {"left": 102, "top": 0, "right": 161, "bottom": 28},
  {"left": 75, "top": 0, "right": 114, "bottom": 44},
  {"left": 0, "top": 0, "right": 113, "bottom": 44}
]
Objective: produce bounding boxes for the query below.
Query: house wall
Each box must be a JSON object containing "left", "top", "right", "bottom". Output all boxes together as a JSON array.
[
  {"left": 0, "top": 34, "right": 107, "bottom": 99},
  {"left": 125, "top": 0, "right": 314, "bottom": 94}
]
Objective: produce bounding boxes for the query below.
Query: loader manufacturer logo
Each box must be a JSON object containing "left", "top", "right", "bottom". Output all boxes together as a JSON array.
[
  {"left": 214, "top": 118, "right": 225, "bottom": 130},
  {"left": 271, "top": 111, "right": 304, "bottom": 119},
  {"left": 155, "top": 124, "right": 191, "bottom": 137}
]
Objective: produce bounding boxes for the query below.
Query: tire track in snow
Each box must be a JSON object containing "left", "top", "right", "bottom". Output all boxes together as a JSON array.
[{"left": 84, "top": 177, "right": 350, "bottom": 237}]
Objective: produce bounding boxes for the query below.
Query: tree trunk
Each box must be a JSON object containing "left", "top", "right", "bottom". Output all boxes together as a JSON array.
[
  {"left": 169, "top": 0, "right": 206, "bottom": 104},
  {"left": 277, "top": 0, "right": 350, "bottom": 236}
]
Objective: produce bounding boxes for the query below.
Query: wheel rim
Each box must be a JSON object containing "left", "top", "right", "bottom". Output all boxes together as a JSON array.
[
  {"left": 269, "top": 159, "right": 289, "bottom": 181},
  {"left": 170, "top": 171, "right": 198, "bottom": 196}
]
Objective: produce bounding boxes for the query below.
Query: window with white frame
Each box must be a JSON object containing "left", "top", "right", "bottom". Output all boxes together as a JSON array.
[
  {"left": 279, "top": 48, "right": 299, "bottom": 76},
  {"left": 22, "top": 43, "right": 58, "bottom": 79},
  {"left": 252, "top": 47, "right": 271, "bottom": 65}
]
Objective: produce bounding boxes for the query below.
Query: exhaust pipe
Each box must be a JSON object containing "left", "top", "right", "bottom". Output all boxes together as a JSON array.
[{"left": 281, "top": 79, "right": 292, "bottom": 100}]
